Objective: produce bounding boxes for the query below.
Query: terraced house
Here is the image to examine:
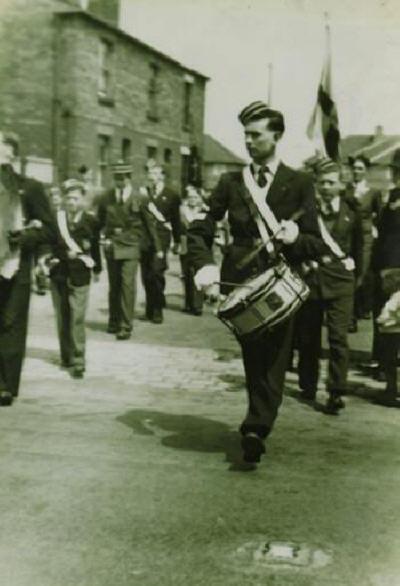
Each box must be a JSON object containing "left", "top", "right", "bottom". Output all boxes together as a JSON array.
[{"left": 0, "top": 0, "right": 208, "bottom": 192}]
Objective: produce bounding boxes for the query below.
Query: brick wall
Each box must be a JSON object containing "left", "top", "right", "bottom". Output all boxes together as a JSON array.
[
  {"left": 55, "top": 13, "right": 206, "bottom": 192},
  {"left": 0, "top": 1, "right": 207, "bottom": 192}
]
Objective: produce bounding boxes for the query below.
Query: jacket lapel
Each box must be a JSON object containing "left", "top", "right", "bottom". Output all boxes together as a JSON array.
[{"left": 266, "top": 162, "right": 294, "bottom": 207}]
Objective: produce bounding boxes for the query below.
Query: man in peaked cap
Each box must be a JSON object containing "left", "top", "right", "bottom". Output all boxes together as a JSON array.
[
  {"left": 188, "top": 101, "right": 327, "bottom": 465},
  {"left": 48, "top": 178, "right": 101, "bottom": 378},
  {"left": 97, "top": 161, "right": 161, "bottom": 339}
]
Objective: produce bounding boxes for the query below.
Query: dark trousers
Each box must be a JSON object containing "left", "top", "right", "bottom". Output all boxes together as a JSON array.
[
  {"left": 239, "top": 318, "right": 294, "bottom": 438},
  {"left": 0, "top": 277, "right": 31, "bottom": 396},
  {"left": 180, "top": 254, "right": 203, "bottom": 312},
  {"left": 380, "top": 333, "right": 400, "bottom": 394},
  {"left": 140, "top": 250, "right": 167, "bottom": 317},
  {"left": 106, "top": 257, "right": 138, "bottom": 332},
  {"left": 50, "top": 280, "right": 89, "bottom": 368},
  {"left": 297, "top": 295, "right": 353, "bottom": 397}
]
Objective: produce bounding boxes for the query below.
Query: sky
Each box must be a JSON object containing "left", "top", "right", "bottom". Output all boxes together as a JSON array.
[{"left": 120, "top": 0, "right": 400, "bottom": 165}]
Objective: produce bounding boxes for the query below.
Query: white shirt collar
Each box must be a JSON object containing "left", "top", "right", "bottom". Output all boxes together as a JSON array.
[
  {"left": 115, "top": 184, "right": 132, "bottom": 203},
  {"left": 320, "top": 195, "right": 340, "bottom": 214},
  {"left": 153, "top": 181, "right": 165, "bottom": 197},
  {"left": 353, "top": 179, "right": 368, "bottom": 198},
  {"left": 252, "top": 156, "right": 280, "bottom": 178}
]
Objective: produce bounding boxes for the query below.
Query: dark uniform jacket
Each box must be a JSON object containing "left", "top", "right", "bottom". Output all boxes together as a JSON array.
[
  {"left": 188, "top": 163, "right": 327, "bottom": 294},
  {"left": 305, "top": 198, "right": 364, "bottom": 300},
  {"left": 50, "top": 211, "right": 101, "bottom": 287},
  {"left": 373, "top": 188, "right": 400, "bottom": 271},
  {"left": 0, "top": 166, "right": 55, "bottom": 284},
  {"left": 97, "top": 187, "right": 161, "bottom": 259},
  {"left": 345, "top": 183, "right": 382, "bottom": 231},
  {"left": 147, "top": 184, "right": 181, "bottom": 252}
]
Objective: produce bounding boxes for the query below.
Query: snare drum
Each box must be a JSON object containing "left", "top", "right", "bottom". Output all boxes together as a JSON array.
[{"left": 217, "top": 260, "right": 309, "bottom": 339}]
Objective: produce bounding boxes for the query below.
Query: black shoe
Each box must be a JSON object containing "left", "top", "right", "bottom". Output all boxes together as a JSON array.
[
  {"left": 192, "top": 308, "right": 203, "bottom": 316},
  {"left": 298, "top": 390, "right": 316, "bottom": 403},
  {"left": 373, "top": 391, "right": 400, "bottom": 407},
  {"left": 107, "top": 325, "right": 118, "bottom": 334},
  {"left": 71, "top": 367, "right": 85, "bottom": 379},
  {"left": 323, "top": 396, "right": 345, "bottom": 415},
  {"left": 0, "top": 390, "right": 13, "bottom": 406},
  {"left": 182, "top": 306, "right": 192, "bottom": 314},
  {"left": 241, "top": 433, "right": 266, "bottom": 463},
  {"left": 373, "top": 370, "right": 387, "bottom": 383},
  {"left": 116, "top": 330, "right": 131, "bottom": 340},
  {"left": 152, "top": 311, "right": 163, "bottom": 324}
]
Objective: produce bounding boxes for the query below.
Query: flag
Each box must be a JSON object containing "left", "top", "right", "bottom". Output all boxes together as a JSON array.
[{"left": 307, "top": 24, "right": 340, "bottom": 161}]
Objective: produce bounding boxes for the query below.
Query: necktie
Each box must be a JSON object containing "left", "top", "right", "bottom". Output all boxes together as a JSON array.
[
  {"left": 257, "top": 166, "right": 269, "bottom": 188},
  {"left": 118, "top": 188, "right": 124, "bottom": 205}
]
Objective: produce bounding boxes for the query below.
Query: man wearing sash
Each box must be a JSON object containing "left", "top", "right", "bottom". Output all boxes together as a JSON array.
[
  {"left": 140, "top": 164, "right": 181, "bottom": 324},
  {"left": 188, "top": 101, "right": 327, "bottom": 464},
  {"left": 0, "top": 131, "right": 55, "bottom": 406},
  {"left": 49, "top": 180, "right": 101, "bottom": 379},
  {"left": 296, "top": 159, "right": 363, "bottom": 414},
  {"left": 98, "top": 162, "right": 161, "bottom": 339}
]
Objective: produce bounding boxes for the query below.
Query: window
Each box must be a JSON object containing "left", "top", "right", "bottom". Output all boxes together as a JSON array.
[
  {"left": 183, "top": 81, "right": 192, "bottom": 130},
  {"left": 147, "top": 145, "right": 158, "bottom": 162},
  {"left": 122, "top": 138, "right": 132, "bottom": 163},
  {"left": 164, "top": 148, "right": 172, "bottom": 164},
  {"left": 97, "top": 134, "right": 111, "bottom": 187},
  {"left": 98, "top": 39, "right": 113, "bottom": 101},
  {"left": 148, "top": 63, "right": 160, "bottom": 121}
]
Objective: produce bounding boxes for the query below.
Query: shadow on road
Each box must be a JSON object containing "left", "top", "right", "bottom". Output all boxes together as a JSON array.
[
  {"left": 116, "top": 409, "right": 251, "bottom": 469},
  {"left": 86, "top": 320, "right": 108, "bottom": 333}
]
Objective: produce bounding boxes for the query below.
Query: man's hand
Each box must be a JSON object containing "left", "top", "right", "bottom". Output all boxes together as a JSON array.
[
  {"left": 25, "top": 219, "right": 43, "bottom": 230},
  {"left": 194, "top": 264, "right": 220, "bottom": 302},
  {"left": 343, "top": 257, "right": 355, "bottom": 272},
  {"left": 275, "top": 220, "right": 299, "bottom": 245},
  {"left": 155, "top": 250, "right": 164, "bottom": 260}
]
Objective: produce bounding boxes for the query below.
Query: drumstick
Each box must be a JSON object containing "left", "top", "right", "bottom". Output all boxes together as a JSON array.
[{"left": 236, "top": 208, "right": 305, "bottom": 270}]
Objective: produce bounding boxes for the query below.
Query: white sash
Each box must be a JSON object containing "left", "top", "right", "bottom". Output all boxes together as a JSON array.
[
  {"left": 317, "top": 216, "right": 353, "bottom": 271},
  {"left": 242, "top": 166, "right": 280, "bottom": 253},
  {"left": 148, "top": 201, "right": 172, "bottom": 231},
  {"left": 57, "top": 210, "right": 94, "bottom": 269}
]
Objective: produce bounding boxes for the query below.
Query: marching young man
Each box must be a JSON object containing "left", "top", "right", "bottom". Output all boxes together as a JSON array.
[
  {"left": 0, "top": 131, "right": 55, "bottom": 405},
  {"left": 49, "top": 180, "right": 101, "bottom": 379},
  {"left": 140, "top": 163, "right": 181, "bottom": 324},
  {"left": 98, "top": 162, "right": 161, "bottom": 339},
  {"left": 188, "top": 101, "right": 327, "bottom": 464},
  {"left": 296, "top": 159, "right": 363, "bottom": 414}
]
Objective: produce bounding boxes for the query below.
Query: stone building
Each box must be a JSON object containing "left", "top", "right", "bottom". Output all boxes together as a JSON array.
[{"left": 0, "top": 0, "right": 208, "bottom": 192}]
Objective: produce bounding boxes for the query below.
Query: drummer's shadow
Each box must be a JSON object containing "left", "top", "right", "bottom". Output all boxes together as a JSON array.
[{"left": 116, "top": 409, "right": 252, "bottom": 471}]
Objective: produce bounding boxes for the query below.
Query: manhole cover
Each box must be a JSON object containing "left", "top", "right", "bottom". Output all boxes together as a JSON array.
[
  {"left": 254, "top": 541, "right": 310, "bottom": 567},
  {"left": 230, "top": 538, "right": 332, "bottom": 573}
]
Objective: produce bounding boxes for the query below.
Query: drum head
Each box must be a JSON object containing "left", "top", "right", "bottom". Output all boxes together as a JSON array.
[{"left": 218, "top": 269, "right": 274, "bottom": 314}]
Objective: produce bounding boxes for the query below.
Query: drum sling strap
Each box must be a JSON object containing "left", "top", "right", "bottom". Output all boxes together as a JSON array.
[{"left": 241, "top": 166, "right": 281, "bottom": 256}]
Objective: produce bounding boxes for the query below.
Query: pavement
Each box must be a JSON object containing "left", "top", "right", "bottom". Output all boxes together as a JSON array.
[{"left": 0, "top": 258, "right": 399, "bottom": 586}]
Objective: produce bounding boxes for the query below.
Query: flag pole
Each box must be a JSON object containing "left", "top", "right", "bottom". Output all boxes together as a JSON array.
[{"left": 267, "top": 62, "right": 273, "bottom": 106}]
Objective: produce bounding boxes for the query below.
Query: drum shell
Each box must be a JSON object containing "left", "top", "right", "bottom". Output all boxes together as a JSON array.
[{"left": 217, "top": 262, "right": 309, "bottom": 339}]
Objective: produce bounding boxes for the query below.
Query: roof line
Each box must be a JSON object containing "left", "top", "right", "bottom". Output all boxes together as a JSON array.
[
  {"left": 354, "top": 137, "right": 388, "bottom": 155},
  {"left": 370, "top": 140, "right": 400, "bottom": 163},
  {"left": 56, "top": 10, "right": 210, "bottom": 81}
]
